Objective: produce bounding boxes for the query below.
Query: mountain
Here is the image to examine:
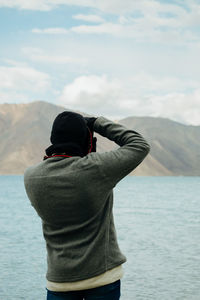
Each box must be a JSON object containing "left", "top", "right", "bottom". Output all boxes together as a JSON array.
[
  {"left": 119, "top": 116, "right": 200, "bottom": 176},
  {"left": 0, "top": 101, "right": 199, "bottom": 175}
]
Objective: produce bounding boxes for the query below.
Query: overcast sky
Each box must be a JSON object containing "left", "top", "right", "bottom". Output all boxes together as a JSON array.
[{"left": 0, "top": 0, "right": 199, "bottom": 125}]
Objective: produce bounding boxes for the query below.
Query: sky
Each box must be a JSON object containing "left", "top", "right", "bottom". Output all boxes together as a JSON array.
[{"left": 0, "top": 0, "right": 200, "bottom": 125}]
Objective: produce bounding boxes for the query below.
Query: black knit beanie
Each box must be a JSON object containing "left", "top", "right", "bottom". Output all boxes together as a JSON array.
[
  {"left": 45, "top": 111, "right": 88, "bottom": 157},
  {"left": 50, "top": 111, "right": 87, "bottom": 145}
]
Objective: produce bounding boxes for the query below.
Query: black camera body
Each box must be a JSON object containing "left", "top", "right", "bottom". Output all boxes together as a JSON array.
[
  {"left": 84, "top": 117, "right": 97, "bottom": 154},
  {"left": 86, "top": 127, "right": 97, "bottom": 154}
]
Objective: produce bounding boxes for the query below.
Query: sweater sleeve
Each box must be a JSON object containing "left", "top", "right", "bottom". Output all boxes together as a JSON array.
[{"left": 92, "top": 116, "right": 150, "bottom": 188}]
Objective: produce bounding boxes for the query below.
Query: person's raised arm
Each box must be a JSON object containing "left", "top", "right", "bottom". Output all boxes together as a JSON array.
[{"left": 92, "top": 116, "right": 150, "bottom": 188}]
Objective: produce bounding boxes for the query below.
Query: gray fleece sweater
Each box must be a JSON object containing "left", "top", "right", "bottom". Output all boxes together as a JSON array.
[{"left": 24, "top": 116, "right": 150, "bottom": 282}]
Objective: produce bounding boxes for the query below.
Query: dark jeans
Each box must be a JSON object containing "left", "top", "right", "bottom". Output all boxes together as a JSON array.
[{"left": 46, "top": 279, "right": 121, "bottom": 300}]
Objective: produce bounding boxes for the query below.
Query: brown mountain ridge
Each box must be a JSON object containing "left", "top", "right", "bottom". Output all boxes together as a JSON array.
[{"left": 0, "top": 101, "right": 199, "bottom": 176}]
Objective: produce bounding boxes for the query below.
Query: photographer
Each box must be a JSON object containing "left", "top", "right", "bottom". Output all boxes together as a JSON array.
[{"left": 24, "top": 111, "right": 150, "bottom": 300}]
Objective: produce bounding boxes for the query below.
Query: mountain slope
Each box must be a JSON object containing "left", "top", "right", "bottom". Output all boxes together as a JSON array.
[
  {"left": 119, "top": 116, "right": 200, "bottom": 176},
  {"left": 0, "top": 101, "right": 199, "bottom": 175}
]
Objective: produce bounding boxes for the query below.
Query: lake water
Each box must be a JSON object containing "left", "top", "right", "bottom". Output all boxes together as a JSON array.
[{"left": 0, "top": 175, "right": 199, "bottom": 300}]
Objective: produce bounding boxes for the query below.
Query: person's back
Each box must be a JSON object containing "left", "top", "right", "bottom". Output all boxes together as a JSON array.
[{"left": 24, "top": 113, "right": 150, "bottom": 300}]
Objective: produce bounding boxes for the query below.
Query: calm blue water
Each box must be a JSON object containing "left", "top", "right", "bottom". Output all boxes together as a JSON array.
[{"left": 0, "top": 176, "right": 200, "bottom": 300}]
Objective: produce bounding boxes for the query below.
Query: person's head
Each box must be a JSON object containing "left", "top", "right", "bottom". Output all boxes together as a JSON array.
[{"left": 45, "top": 111, "right": 92, "bottom": 157}]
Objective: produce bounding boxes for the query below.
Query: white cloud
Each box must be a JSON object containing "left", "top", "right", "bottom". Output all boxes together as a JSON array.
[
  {"left": 58, "top": 74, "right": 200, "bottom": 125},
  {"left": 31, "top": 19, "right": 199, "bottom": 45},
  {"left": 0, "top": 0, "right": 132, "bottom": 12},
  {"left": 0, "top": 0, "right": 53, "bottom": 11},
  {"left": 69, "top": 7, "right": 200, "bottom": 42},
  {"left": 1, "top": 0, "right": 200, "bottom": 34},
  {"left": 85, "top": 22, "right": 119, "bottom": 36},
  {"left": 59, "top": 75, "right": 122, "bottom": 109},
  {"left": 128, "top": 72, "right": 199, "bottom": 94},
  {"left": 3, "top": 59, "right": 29, "bottom": 68},
  {"left": 0, "top": 64, "right": 51, "bottom": 102},
  {"left": 0, "top": 66, "right": 50, "bottom": 91},
  {"left": 145, "top": 90, "right": 200, "bottom": 126},
  {"left": 0, "top": 90, "right": 28, "bottom": 103},
  {"left": 32, "top": 24, "right": 123, "bottom": 36},
  {"left": 32, "top": 28, "right": 69, "bottom": 34},
  {"left": 22, "top": 47, "right": 87, "bottom": 65},
  {"left": 71, "top": 23, "right": 124, "bottom": 36},
  {"left": 72, "top": 14, "right": 104, "bottom": 23},
  {"left": 0, "top": 0, "right": 196, "bottom": 18},
  {"left": 0, "top": 0, "right": 192, "bottom": 16},
  {"left": 27, "top": 1, "right": 200, "bottom": 44}
]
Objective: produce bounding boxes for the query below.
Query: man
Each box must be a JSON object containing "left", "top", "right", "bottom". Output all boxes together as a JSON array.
[{"left": 24, "top": 111, "right": 150, "bottom": 300}]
